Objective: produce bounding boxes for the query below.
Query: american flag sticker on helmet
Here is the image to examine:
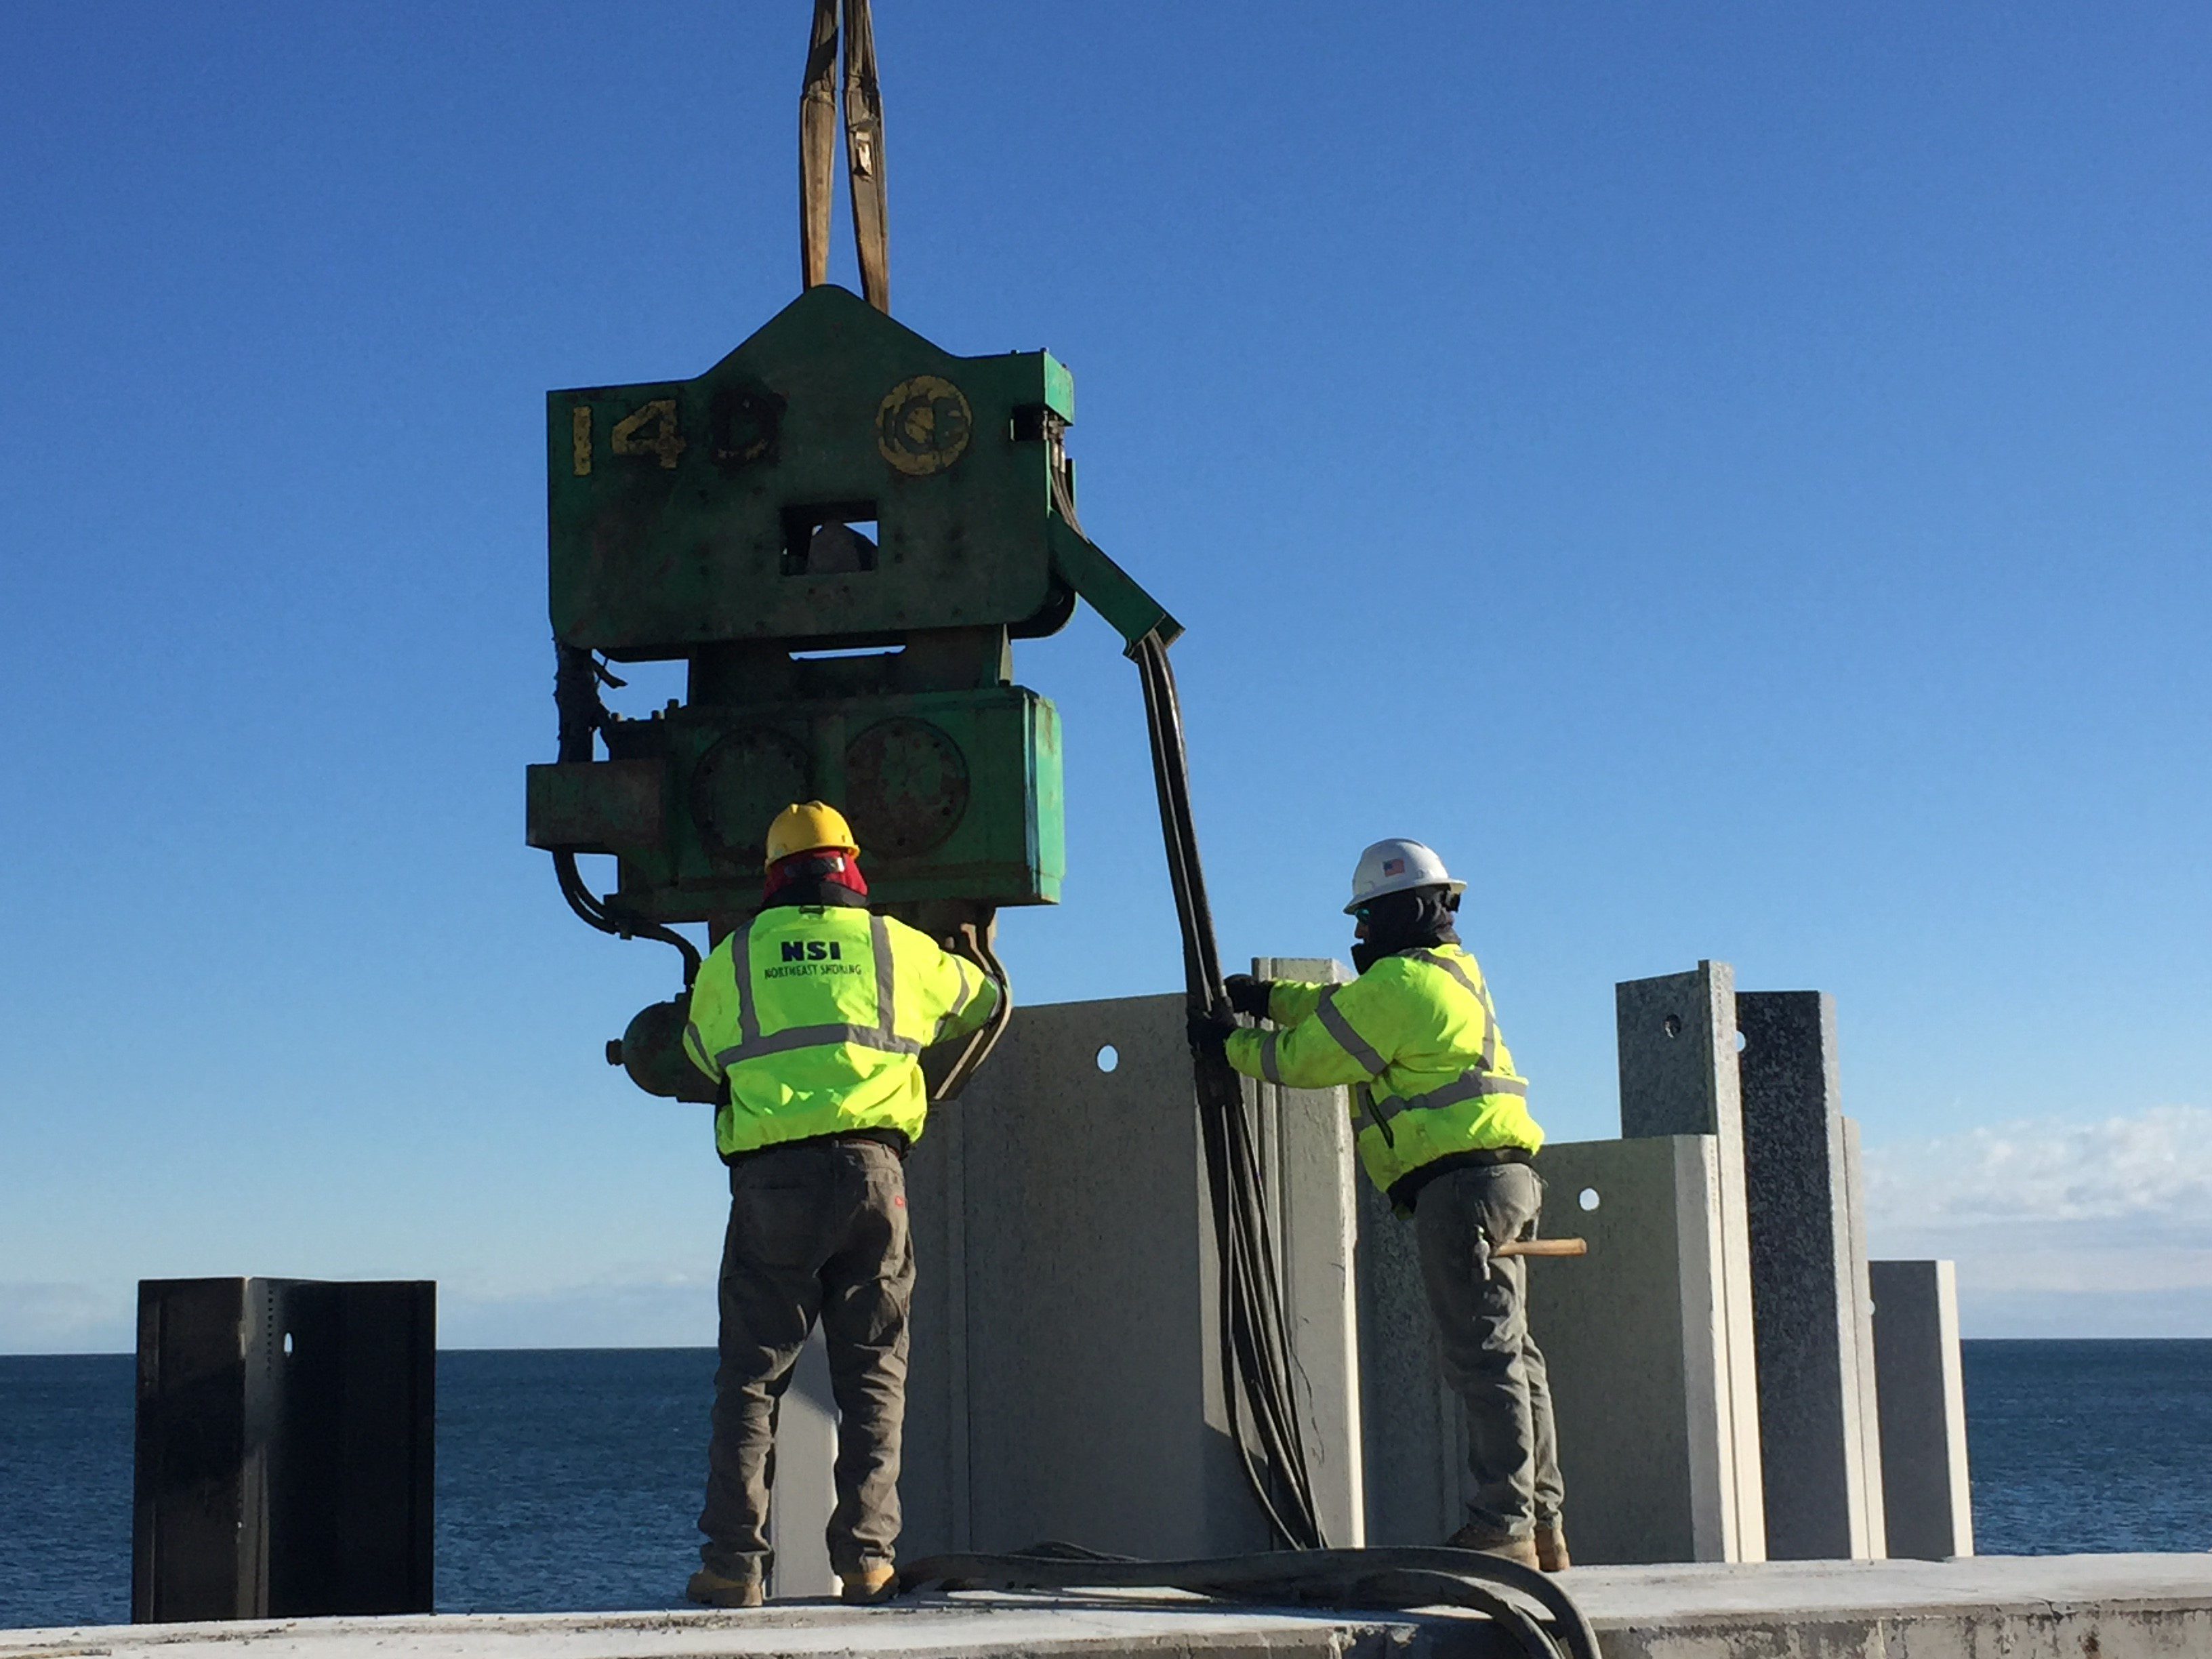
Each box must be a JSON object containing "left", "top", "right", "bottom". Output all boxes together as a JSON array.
[{"left": 1382, "top": 857, "right": 1406, "bottom": 876}]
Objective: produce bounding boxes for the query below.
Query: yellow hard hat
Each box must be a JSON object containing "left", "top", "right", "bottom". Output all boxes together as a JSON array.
[{"left": 764, "top": 801, "right": 859, "bottom": 869}]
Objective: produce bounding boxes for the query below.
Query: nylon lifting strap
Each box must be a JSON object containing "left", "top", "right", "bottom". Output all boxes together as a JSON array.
[{"left": 801, "top": 0, "right": 889, "bottom": 313}]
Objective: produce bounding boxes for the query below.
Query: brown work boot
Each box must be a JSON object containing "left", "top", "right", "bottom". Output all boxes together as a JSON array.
[
  {"left": 686, "top": 1566, "right": 764, "bottom": 1608},
  {"left": 1444, "top": 1522, "right": 1540, "bottom": 1570},
  {"left": 839, "top": 1562, "right": 897, "bottom": 1604},
  {"left": 1534, "top": 1521, "right": 1571, "bottom": 1572}
]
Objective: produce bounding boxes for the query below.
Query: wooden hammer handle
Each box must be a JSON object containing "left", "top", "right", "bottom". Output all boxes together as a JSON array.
[{"left": 1492, "top": 1237, "right": 1588, "bottom": 1259}]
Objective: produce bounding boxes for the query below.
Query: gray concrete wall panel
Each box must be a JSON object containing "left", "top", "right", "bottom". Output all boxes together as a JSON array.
[
  {"left": 903, "top": 990, "right": 1360, "bottom": 1561},
  {"left": 1870, "top": 1260, "right": 1974, "bottom": 1560},
  {"left": 907, "top": 994, "right": 1227, "bottom": 1558},
  {"left": 1355, "top": 1174, "right": 1469, "bottom": 1547},
  {"left": 899, "top": 1100, "right": 970, "bottom": 1555},
  {"left": 766, "top": 1331, "right": 838, "bottom": 1595},
  {"left": 1840, "top": 1117, "right": 1887, "bottom": 1555},
  {"left": 1530, "top": 1136, "right": 1749, "bottom": 1564},
  {"left": 1614, "top": 962, "right": 1767, "bottom": 1561},
  {"left": 1616, "top": 962, "right": 1742, "bottom": 1145},
  {"left": 1253, "top": 957, "right": 1366, "bottom": 1549},
  {"left": 1735, "top": 990, "right": 1881, "bottom": 1559}
]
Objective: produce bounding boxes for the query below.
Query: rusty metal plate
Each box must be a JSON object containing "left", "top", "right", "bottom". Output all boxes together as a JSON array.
[
  {"left": 689, "top": 726, "right": 813, "bottom": 869},
  {"left": 845, "top": 717, "right": 970, "bottom": 858},
  {"left": 525, "top": 759, "right": 666, "bottom": 855}
]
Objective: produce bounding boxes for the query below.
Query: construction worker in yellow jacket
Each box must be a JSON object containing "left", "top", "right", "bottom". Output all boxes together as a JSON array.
[
  {"left": 1193, "top": 838, "right": 1565, "bottom": 1572},
  {"left": 678, "top": 802, "right": 999, "bottom": 1610}
]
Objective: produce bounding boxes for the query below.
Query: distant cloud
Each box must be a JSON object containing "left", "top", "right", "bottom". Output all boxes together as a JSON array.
[
  {"left": 1864, "top": 1103, "right": 2212, "bottom": 1334},
  {"left": 1865, "top": 1103, "right": 2212, "bottom": 1229},
  {"left": 0, "top": 1282, "right": 134, "bottom": 1355}
]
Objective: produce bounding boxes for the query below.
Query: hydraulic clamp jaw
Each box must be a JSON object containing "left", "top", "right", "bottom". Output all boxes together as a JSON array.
[{"left": 528, "top": 282, "right": 1174, "bottom": 966}]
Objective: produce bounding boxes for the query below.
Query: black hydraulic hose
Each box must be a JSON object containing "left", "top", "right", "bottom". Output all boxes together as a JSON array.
[
  {"left": 1153, "top": 652, "right": 1319, "bottom": 1548},
  {"left": 549, "top": 641, "right": 703, "bottom": 987},
  {"left": 895, "top": 1546, "right": 1600, "bottom": 1659},
  {"left": 1157, "top": 640, "right": 1325, "bottom": 1543},
  {"left": 1134, "top": 642, "right": 1294, "bottom": 1538},
  {"left": 1131, "top": 630, "right": 1326, "bottom": 1551}
]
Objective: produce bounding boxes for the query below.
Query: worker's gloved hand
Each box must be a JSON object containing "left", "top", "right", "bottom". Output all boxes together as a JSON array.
[
  {"left": 1187, "top": 1008, "right": 1237, "bottom": 1057},
  {"left": 1224, "top": 975, "right": 1274, "bottom": 1019}
]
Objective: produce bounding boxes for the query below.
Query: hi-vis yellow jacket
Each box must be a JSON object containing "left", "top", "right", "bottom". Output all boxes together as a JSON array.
[
  {"left": 682, "top": 905, "right": 999, "bottom": 1159},
  {"left": 1223, "top": 943, "right": 1541, "bottom": 1197}
]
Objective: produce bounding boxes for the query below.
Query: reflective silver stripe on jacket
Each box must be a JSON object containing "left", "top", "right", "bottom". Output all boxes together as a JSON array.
[
  {"left": 1395, "top": 1067, "right": 1529, "bottom": 1114},
  {"left": 1355, "top": 1066, "right": 1529, "bottom": 1136},
  {"left": 1315, "top": 985, "right": 1387, "bottom": 1075},
  {"left": 684, "top": 1020, "right": 721, "bottom": 1079},
  {"left": 1258, "top": 1030, "right": 1284, "bottom": 1084},
  {"left": 869, "top": 914, "right": 895, "bottom": 1033},
  {"left": 935, "top": 955, "right": 975, "bottom": 1043},
  {"left": 1409, "top": 947, "right": 1499, "bottom": 1070},
  {"left": 732, "top": 916, "right": 761, "bottom": 1046},
  {"left": 716, "top": 1024, "right": 922, "bottom": 1067},
  {"left": 716, "top": 912, "right": 914, "bottom": 1068}
]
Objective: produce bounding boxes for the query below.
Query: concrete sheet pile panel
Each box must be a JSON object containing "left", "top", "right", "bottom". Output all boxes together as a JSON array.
[
  {"left": 901, "top": 992, "right": 1361, "bottom": 1560},
  {"left": 764, "top": 1332, "right": 838, "bottom": 1597},
  {"left": 1528, "top": 1137, "right": 1750, "bottom": 1565},
  {"left": 1252, "top": 956, "right": 1366, "bottom": 1549},
  {"left": 1839, "top": 1118, "right": 1886, "bottom": 1551},
  {"left": 1354, "top": 1168, "right": 1467, "bottom": 1548},
  {"left": 1735, "top": 990, "right": 1885, "bottom": 1559},
  {"left": 1614, "top": 963, "right": 1766, "bottom": 1561},
  {"left": 1869, "top": 1260, "right": 1974, "bottom": 1560},
  {"left": 1355, "top": 1133, "right": 1756, "bottom": 1563}
]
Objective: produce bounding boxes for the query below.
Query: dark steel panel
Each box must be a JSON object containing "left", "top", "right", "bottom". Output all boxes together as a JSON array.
[
  {"left": 132, "top": 1279, "right": 435, "bottom": 1622},
  {"left": 133, "top": 1279, "right": 262, "bottom": 1622}
]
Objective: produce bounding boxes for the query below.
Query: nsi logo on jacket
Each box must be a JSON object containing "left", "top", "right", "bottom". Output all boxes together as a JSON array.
[{"left": 780, "top": 940, "right": 844, "bottom": 962}]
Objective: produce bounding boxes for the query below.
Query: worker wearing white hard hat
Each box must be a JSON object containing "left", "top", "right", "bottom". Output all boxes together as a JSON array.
[
  {"left": 1342, "top": 836, "right": 1469, "bottom": 914},
  {"left": 1191, "top": 837, "right": 1565, "bottom": 1571}
]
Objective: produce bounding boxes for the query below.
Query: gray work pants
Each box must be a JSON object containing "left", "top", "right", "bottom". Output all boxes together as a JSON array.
[
  {"left": 1414, "top": 1161, "right": 1565, "bottom": 1539},
  {"left": 698, "top": 1138, "right": 914, "bottom": 1580}
]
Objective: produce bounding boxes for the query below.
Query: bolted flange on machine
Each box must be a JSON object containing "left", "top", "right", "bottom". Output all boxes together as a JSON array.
[{"left": 527, "top": 283, "right": 1178, "bottom": 1094}]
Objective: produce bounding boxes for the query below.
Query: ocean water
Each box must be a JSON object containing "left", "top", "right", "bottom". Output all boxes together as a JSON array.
[
  {"left": 1960, "top": 1340, "right": 2212, "bottom": 1556},
  {"left": 3, "top": 1340, "right": 2209, "bottom": 1629}
]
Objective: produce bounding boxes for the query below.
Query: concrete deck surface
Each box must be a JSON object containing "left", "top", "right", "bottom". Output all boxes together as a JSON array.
[
  {"left": 1570, "top": 1553, "right": 2212, "bottom": 1657},
  {"left": 7, "top": 1555, "right": 2210, "bottom": 1659}
]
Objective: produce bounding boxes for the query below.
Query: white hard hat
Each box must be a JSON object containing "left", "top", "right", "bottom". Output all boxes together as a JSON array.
[{"left": 1345, "top": 838, "right": 1466, "bottom": 915}]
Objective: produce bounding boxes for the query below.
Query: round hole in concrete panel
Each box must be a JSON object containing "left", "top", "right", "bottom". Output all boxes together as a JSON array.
[
  {"left": 1662, "top": 1015, "right": 1681, "bottom": 1038},
  {"left": 1097, "top": 1044, "right": 1120, "bottom": 1073},
  {"left": 1578, "top": 1187, "right": 1601, "bottom": 1212},
  {"left": 1734, "top": 1030, "right": 1746, "bottom": 1052},
  {"left": 283, "top": 1331, "right": 295, "bottom": 1356}
]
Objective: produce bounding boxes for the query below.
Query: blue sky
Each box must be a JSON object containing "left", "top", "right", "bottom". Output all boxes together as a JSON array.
[{"left": 2, "top": 1, "right": 2207, "bottom": 1350}]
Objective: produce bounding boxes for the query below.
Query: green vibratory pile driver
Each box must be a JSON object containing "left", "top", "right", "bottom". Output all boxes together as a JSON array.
[{"left": 525, "top": 276, "right": 1179, "bottom": 1099}]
